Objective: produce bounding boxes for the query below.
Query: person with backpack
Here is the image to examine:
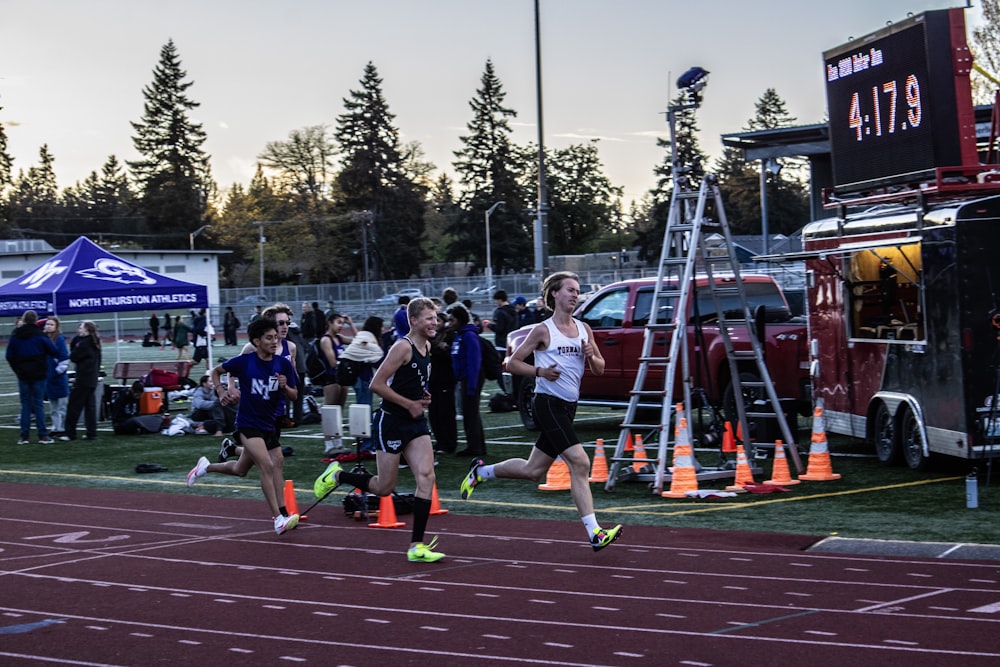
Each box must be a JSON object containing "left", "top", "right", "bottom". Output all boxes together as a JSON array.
[{"left": 447, "top": 303, "right": 486, "bottom": 458}]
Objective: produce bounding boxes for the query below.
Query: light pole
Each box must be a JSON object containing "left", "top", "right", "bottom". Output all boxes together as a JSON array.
[
  {"left": 189, "top": 224, "right": 211, "bottom": 250},
  {"left": 533, "top": 0, "right": 549, "bottom": 275},
  {"left": 484, "top": 201, "right": 504, "bottom": 289}
]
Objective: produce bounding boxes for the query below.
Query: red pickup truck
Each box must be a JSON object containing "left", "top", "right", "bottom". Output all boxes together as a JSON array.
[{"left": 506, "top": 274, "right": 810, "bottom": 430}]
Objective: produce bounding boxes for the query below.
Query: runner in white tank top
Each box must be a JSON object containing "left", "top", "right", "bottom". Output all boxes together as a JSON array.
[{"left": 459, "top": 272, "right": 623, "bottom": 553}]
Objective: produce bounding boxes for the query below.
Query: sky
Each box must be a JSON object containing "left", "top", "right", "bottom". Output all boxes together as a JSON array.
[{"left": 0, "top": 0, "right": 981, "bottom": 208}]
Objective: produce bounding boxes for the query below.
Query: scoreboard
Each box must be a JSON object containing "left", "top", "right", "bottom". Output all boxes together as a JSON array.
[{"left": 823, "top": 8, "right": 977, "bottom": 192}]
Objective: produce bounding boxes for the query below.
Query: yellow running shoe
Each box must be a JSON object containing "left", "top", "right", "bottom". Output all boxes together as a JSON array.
[
  {"left": 407, "top": 535, "right": 445, "bottom": 562},
  {"left": 314, "top": 461, "right": 342, "bottom": 498},
  {"left": 591, "top": 524, "right": 623, "bottom": 552}
]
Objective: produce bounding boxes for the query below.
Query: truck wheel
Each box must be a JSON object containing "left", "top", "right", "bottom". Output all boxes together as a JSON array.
[
  {"left": 900, "top": 407, "right": 931, "bottom": 471},
  {"left": 722, "top": 371, "right": 762, "bottom": 429},
  {"left": 873, "top": 402, "right": 901, "bottom": 466},
  {"left": 517, "top": 377, "right": 538, "bottom": 431}
]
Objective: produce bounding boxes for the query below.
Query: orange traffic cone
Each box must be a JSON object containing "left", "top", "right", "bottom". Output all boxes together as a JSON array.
[
  {"left": 369, "top": 494, "right": 406, "bottom": 528},
  {"left": 429, "top": 482, "right": 449, "bottom": 515},
  {"left": 800, "top": 401, "right": 841, "bottom": 481},
  {"left": 624, "top": 431, "right": 634, "bottom": 452},
  {"left": 539, "top": 457, "right": 572, "bottom": 491},
  {"left": 722, "top": 421, "right": 737, "bottom": 453},
  {"left": 284, "top": 480, "right": 306, "bottom": 521},
  {"left": 725, "top": 444, "right": 756, "bottom": 491},
  {"left": 632, "top": 434, "right": 649, "bottom": 473},
  {"left": 662, "top": 411, "right": 699, "bottom": 498},
  {"left": 588, "top": 438, "right": 609, "bottom": 483},
  {"left": 764, "top": 440, "right": 800, "bottom": 486}
]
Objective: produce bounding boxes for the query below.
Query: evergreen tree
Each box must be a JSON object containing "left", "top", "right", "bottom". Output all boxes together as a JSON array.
[
  {"left": 423, "top": 173, "right": 460, "bottom": 265},
  {"left": 0, "top": 100, "right": 12, "bottom": 231},
  {"left": 525, "top": 140, "right": 623, "bottom": 255},
  {"left": 450, "top": 59, "right": 532, "bottom": 275},
  {"left": 129, "top": 39, "right": 213, "bottom": 248},
  {"left": 8, "top": 145, "right": 61, "bottom": 238},
  {"left": 334, "top": 62, "right": 425, "bottom": 280}
]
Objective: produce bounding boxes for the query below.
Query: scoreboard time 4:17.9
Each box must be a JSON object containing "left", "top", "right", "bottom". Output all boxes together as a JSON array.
[{"left": 823, "top": 8, "right": 977, "bottom": 193}]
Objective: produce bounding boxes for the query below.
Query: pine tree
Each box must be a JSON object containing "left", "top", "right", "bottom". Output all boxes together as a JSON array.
[
  {"left": 527, "top": 141, "right": 622, "bottom": 255},
  {"left": 129, "top": 39, "right": 213, "bottom": 248},
  {"left": 450, "top": 59, "right": 532, "bottom": 274},
  {"left": 9, "top": 145, "right": 61, "bottom": 238},
  {"left": 0, "top": 100, "right": 12, "bottom": 230},
  {"left": 334, "top": 62, "right": 425, "bottom": 280}
]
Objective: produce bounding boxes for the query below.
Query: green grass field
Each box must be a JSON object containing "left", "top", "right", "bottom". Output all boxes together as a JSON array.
[{"left": 2, "top": 337, "right": 998, "bottom": 545}]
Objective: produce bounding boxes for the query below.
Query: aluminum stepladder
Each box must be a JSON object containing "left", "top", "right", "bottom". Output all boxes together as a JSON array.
[{"left": 603, "top": 172, "right": 801, "bottom": 494}]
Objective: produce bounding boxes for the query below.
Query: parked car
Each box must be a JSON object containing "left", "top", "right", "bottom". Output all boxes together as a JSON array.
[
  {"left": 375, "top": 293, "right": 399, "bottom": 305},
  {"left": 466, "top": 284, "right": 496, "bottom": 296},
  {"left": 397, "top": 287, "right": 423, "bottom": 299},
  {"left": 239, "top": 294, "right": 268, "bottom": 304}
]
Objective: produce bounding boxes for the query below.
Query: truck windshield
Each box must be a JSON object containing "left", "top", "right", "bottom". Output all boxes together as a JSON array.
[{"left": 630, "top": 280, "right": 791, "bottom": 327}]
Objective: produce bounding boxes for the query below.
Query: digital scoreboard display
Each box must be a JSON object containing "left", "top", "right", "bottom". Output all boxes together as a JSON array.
[{"left": 823, "top": 8, "right": 976, "bottom": 192}]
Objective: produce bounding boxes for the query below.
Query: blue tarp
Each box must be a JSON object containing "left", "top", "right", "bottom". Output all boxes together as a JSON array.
[{"left": 0, "top": 236, "right": 209, "bottom": 317}]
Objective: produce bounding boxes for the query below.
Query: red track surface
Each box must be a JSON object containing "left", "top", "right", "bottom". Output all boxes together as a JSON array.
[{"left": 1, "top": 482, "right": 999, "bottom": 666}]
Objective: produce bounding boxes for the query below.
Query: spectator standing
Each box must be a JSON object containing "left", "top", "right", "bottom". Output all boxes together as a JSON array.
[
  {"left": 428, "top": 307, "right": 458, "bottom": 454},
  {"left": 172, "top": 314, "right": 191, "bottom": 361},
  {"left": 514, "top": 295, "right": 535, "bottom": 327},
  {"left": 161, "top": 312, "right": 172, "bottom": 349},
  {"left": 338, "top": 316, "right": 385, "bottom": 452},
  {"left": 462, "top": 299, "right": 483, "bottom": 332},
  {"left": 62, "top": 320, "right": 102, "bottom": 442},
  {"left": 299, "top": 302, "right": 317, "bottom": 340},
  {"left": 285, "top": 319, "right": 308, "bottom": 426},
  {"left": 43, "top": 316, "right": 70, "bottom": 438},
  {"left": 448, "top": 304, "right": 486, "bottom": 457},
  {"left": 6, "top": 310, "right": 64, "bottom": 444},
  {"left": 192, "top": 308, "right": 210, "bottom": 368},
  {"left": 149, "top": 312, "right": 160, "bottom": 341},
  {"left": 459, "top": 272, "right": 623, "bottom": 552},
  {"left": 393, "top": 295, "right": 411, "bottom": 340},
  {"left": 249, "top": 305, "right": 262, "bottom": 323},
  {"left": 489, "top": 290, "right": 518, "bottom": 351},
  {"left": 223, "top": 306, "right": 240, "bottom": 346}
]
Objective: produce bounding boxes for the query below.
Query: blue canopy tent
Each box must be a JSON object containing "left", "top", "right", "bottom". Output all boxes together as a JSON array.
[{"left": 0, "top": 236, "right": 210, "bottom": 364}]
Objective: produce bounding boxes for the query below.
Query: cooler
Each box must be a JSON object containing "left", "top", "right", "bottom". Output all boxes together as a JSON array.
[{"left": 140, "top": 387, "right": 163, "bottom": 415}]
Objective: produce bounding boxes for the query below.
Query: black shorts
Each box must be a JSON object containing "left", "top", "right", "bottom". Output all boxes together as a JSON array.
[
  {"left": 371, "top": 408, "right": 430, "bottom": 455},
  {"left": 532, "top": 393, "right": 579, "bottom": 458},
  {"left": 237, "top": 428, "right": 281, "bottom": 451}
]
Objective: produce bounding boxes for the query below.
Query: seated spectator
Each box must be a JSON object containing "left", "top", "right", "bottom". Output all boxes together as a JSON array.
[
  {"left": 111, "top": 381, "right": 163, "bottom": 435},
  {"left": 190, "top": 374, "right": 227, "bottom": 435}
]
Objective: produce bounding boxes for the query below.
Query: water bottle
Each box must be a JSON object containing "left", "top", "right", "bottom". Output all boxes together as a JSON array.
[{"left": 967, "top": 468, "right": 979, "bottom": 509}]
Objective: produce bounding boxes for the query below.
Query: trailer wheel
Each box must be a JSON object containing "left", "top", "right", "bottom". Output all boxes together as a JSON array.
[
  {"left": 900, "top": 407, "right": 931, "bottom": 471},
  {"left": 516, "top": 376, "right": 538, "bottom": 431},
  {"left": 873, "top": 402, "right": 901, "bottom": 466}
]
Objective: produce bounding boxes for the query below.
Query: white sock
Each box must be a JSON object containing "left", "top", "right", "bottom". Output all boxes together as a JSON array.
[
  {"left": 582, "top": 513, "right": 600, "bottom": 537},
  {"left": 479, "top": 464, "right": 497, "bottom": 480}
]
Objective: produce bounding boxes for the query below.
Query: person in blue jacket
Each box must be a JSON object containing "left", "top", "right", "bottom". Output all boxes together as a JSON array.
[
  {"left": 6, "top": 310, "right": 65, "bottom": 444},
  {"left": 447, "top": 303, "right": 486, "bottom": 457},
  {"left": 43, "top": 316, "right": 70, "bottom": 439}
]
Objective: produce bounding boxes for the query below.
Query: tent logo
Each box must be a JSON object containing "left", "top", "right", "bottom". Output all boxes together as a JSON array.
[
  {"left": 20, "top": 260, "right": 69, "bottom": 289},
  {"left": 78, "top": 258, "right": 157, "bottom": 285}
]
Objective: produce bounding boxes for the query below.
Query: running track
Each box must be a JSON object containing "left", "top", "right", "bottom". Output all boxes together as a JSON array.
[{"left": 1, "top": 482, "right": 999, "bottom": 666}]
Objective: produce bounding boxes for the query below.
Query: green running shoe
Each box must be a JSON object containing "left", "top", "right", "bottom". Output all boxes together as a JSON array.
[
  {"left": 459, "top": 458, "right": 484, "bottom": 500},
  {"left": 407, "top": 535, "right": 445, "bottom": 562},
  {"left": 314, "top": 461, "right": 342, "bottom": 498},
  {"left": 591, "top": 524, "right": 623, "bottom": 552}
]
